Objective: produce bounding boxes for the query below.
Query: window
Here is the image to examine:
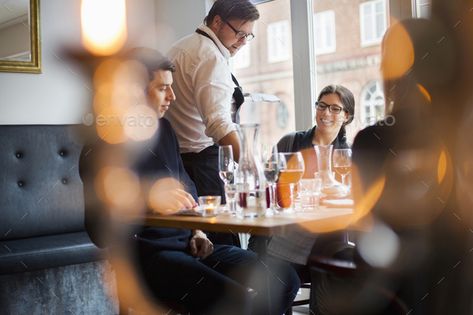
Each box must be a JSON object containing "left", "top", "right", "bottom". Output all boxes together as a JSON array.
[
  {"left": 232, "top": 0, "right": 417, "bottom": 145},
  {"left": 360, "top": 0, "right": 387, "bottom": 46},
  {"left": 232, "top": 44, "right": 251, "bottom": 69},
  {"left": 314, "top": 0, "right": 389, "bottom": 142},
  {"left": 361, "top": 80, "right": 385, "bottom": 126},
  {"left": 416, "top": 0, "right": 431, "bottom": 18},
  {"left": 232, "top": 0, "right": 295, "bottom": 147},
  {"left": 267, "top": 20, "right": 291, "bottom": 63},
  {"left": 314, "top": 10, "right": 336, "bottom": 55}
]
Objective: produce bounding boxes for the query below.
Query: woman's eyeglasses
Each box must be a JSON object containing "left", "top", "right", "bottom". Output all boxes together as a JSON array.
[
  {"left": 224, "top": 21, "right": 255, "bottom": 41},
  {"left": 315, "top": 101, "right": 344, "bottom": 114}
]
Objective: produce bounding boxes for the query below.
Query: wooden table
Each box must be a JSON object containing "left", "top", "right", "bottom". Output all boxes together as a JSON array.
[{"left": 140, "top": 206, "right": 354, "bottom": 236}]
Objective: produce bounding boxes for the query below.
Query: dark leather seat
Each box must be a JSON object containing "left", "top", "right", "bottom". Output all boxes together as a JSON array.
[{"left": 0, "top": 125, "right": 114, "bottom": 314}]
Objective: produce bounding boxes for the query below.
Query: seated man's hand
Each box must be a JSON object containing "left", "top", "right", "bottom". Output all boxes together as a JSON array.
[
  {"left": 148, "top": 178, "right": 197, "bottom": 215},
  {"left": 190, "top": 230, "right": 214, "bottom": 259}
]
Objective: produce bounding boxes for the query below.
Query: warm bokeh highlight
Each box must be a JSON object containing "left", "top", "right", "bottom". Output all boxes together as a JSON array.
[{"left": 81, "top": 0, "right": 127, "bottom": 56}]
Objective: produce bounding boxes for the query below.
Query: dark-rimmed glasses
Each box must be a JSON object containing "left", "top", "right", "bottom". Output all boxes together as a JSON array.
[
  {"left": 224, "top": 21, "right": 255, "bottom": 41},
  {"left": 315, "top": 101, "right": 345, "bottom": 114}
]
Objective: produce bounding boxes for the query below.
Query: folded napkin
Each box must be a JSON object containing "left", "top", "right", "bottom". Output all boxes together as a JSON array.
[{"left": 175, "top": 209, "right": 203, "bottom": 216}]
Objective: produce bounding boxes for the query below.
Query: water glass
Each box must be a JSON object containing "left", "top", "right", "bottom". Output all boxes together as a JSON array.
[
  {"left": 224, "top": 183, "right": 237, "bottom": 214},
  {"left": 298, "top": 178, "right": 322, "bottom": 211},
  {"left": 261, "top": 145, "right": 280, "bottom": 212}
]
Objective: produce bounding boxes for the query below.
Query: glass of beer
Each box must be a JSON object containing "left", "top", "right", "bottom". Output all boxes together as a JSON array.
[{"left": 276, "top": 152, "right": 305, "bottom": 212}]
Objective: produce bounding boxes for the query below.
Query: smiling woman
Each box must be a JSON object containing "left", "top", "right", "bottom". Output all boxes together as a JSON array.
[{"left": 0, "top": 0, "right": 41, "bottom": 73}]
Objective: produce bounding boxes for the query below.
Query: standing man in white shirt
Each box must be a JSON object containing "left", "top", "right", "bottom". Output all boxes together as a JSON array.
[{"left": 166, "top": 0, "right": 259, "bottom": 245}]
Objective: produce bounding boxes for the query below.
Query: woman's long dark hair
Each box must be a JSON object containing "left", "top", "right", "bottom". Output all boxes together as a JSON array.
[{"left": 317, "top": 84, "right": 355, "bottom": 145}]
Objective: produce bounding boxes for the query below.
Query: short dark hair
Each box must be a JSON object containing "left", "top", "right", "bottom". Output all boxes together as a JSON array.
[
  {"left": 126, "top": 47, "right": 175, "bottom": 81},
  {"left": 317, "top": 85, "right": 355, "bottom": 144},
  {"left": 204, "top": 0, "right": 260, "bottom": 25}
]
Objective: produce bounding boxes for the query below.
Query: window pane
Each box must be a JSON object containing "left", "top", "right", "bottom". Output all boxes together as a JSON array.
[
  {"left": 267, "top": 20, "right": 290, "bottom": 63},
  {"left": 416, "top": 0, "right": 432, "bottom": 17},
  {"left": 315, "top": 10, "right": 336, "bottom": 55},
  {"left": 314, "top": 0, "right": 389, "bottom": 142},
  {"left": 232, "top": 0, "right": 295, "bottom": 146},
  {"left": 233, "top": 44, "right": 251, "bottom": 69}
]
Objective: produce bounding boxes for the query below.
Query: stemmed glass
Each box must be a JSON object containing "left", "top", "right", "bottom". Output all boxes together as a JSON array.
[
  {"left": 218, "top": 145, "right": 236, "bottom": 213},
  {"left": 333, "top": 148, "right": 354, "bottom": 245},
  {"left": 332, "top": 148, "right": 352, "bottom": 195},
  {"left": 277, "top": 152, "right": 305, "bottom": 212},
  {"left": 261, "top": 145, "right": 280, "bottom": 213}
]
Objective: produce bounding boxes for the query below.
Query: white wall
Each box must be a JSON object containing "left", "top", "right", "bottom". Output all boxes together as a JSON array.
[
  {"left": 154, "top": 0, "right": 208, "bottom": 52},
  {"left": 0, "top": 0, "right": 158, "bottom": 124}
]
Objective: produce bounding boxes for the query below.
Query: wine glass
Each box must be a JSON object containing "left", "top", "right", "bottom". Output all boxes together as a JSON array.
[
  {"left": 218, "top": 145, "right": 235, "bottom": 184},
  {"left": 332, "top": 148, "right": 352, "bottom": 194},
  {"left": 333, "top": 148, "right": 354, "bottom": 245},
  {"left": 277, "top": 152, "right": 305, "bottom": 212},
  {"left": 261, "top": 145, "right": 279, "bottom": 212},
  {"left": 218, "top": 145, "right": 236, "bottom": 213}
]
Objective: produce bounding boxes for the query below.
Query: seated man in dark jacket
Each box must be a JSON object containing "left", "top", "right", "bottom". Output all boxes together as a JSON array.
[{"left": 128, "top": 48, "right": 300, "bottom": 315}]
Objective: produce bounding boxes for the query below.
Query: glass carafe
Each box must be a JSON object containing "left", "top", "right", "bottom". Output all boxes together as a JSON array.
[
  {"left": 235, "top": 124, "right": 266, "bottom": 217},
  {"left": 314, "top": 144, "right": 344, "bottom": 197}
]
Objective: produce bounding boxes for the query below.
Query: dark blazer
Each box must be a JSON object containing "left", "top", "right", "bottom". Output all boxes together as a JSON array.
[{"left": 135, "top": 118, "right": 198, "bottom": 252}]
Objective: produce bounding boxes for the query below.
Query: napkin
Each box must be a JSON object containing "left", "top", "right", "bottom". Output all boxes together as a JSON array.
[{"left": 175, "top": 209, "right": 203, "bottom": 216}]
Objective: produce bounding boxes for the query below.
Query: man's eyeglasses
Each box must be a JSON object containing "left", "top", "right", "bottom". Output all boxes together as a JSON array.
[
  {"left": 315, "top": 101, "right": 344, "bottom": 114},
  {"left": 224, "top": 21, "right": 255, "bottom": 41}
]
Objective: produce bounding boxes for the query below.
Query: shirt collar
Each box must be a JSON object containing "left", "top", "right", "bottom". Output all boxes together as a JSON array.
[{"left": 197, "top": 24, "right": 231, "bottom": 60}]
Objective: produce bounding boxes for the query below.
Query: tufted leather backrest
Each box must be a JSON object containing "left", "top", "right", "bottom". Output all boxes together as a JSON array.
[{"left": 0, "top": 125, "right": 85, "bottom": 240}]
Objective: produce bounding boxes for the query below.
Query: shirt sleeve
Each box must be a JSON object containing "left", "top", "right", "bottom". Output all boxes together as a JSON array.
[{"left": 193, "top": 53, "right": 237, "bottom": 143}]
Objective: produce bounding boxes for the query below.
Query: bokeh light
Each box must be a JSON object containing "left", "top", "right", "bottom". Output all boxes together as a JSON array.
[
  {"left": 94, "top": 166, "right": 141, "bottom": 211},
  {"left": 148, "top": 178, "right": 186, "bottom": 215},
  {"left": 81, "top": 0, "right": 127, "bottom": 56},
  {"left": 358, "top": 220, "right": 400, "bottom": 268},
  {"left": 381, "top": 22, "right": 414, "bottom": 80}
]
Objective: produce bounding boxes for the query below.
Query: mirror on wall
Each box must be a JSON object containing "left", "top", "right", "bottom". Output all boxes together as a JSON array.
[{"left": 0, "top": 0, "right": 41, "bottom": 73}]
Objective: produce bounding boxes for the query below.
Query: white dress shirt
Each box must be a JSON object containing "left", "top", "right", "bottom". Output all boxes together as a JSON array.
[{"left": 165, "top": 24, "right": 237, "bottom": 154}]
